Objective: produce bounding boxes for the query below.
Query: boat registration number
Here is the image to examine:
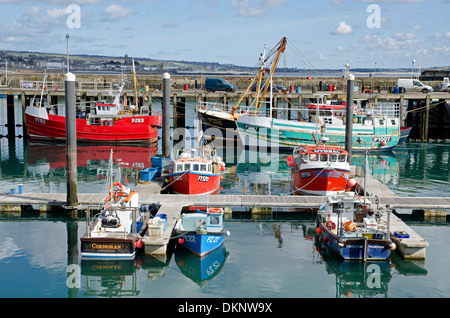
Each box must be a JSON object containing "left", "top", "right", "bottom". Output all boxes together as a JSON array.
[
  {"left": 206, "top": 236, "right": 220, "bottom": 243},
  {"left": 198, "top": 175, "right": 209, "bottom": 182},
  {"left": 373, "top": 136, "right": 391, "bottom": 142}
]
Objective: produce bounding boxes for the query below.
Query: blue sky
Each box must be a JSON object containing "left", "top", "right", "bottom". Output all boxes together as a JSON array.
[{"left": 0, "top": 0, "right": 449, "bottom": 69}]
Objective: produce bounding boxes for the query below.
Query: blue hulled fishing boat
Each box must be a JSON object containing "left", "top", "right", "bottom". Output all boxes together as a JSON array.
[
  {"left": 315, "top": 191, "right": 396, "bottom": 261},
  {"left": 174, "top": 208, "right": 229, "bottom": 257}
]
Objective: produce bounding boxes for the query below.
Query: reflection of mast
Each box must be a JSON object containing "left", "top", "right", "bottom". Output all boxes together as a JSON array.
[{"left": 272, "top": 224, "right": 283, "bottom": 246}]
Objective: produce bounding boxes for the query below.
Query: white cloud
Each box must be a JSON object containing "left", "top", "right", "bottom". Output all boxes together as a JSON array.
[
  {"left": 1, "top": 6, "right": 70, "bottom": 45},
  {"left": 434, "top": 31, "right": 450, "bottom": 38},
  {"left": 103, "top": 4, "right": 132, "bottom": 21},
  {"left": 357, "top": 0, "right": 424, "bottom": 3},
  {"left": 161, "top": 21, "right": 178, "bottom": 28},
  {"left": 331, "top": 21, "right": 353, "bottom": 35},
  {"left": 231, "top": 0, "right": 288, "bottom": 17}
]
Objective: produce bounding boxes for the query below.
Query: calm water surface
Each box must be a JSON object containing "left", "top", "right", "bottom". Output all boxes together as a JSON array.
[{"left": 0, "top": 97, "right": 449, "bottom": 298}]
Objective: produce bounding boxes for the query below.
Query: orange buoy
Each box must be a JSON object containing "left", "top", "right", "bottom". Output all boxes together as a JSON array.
[{"left": 343, "top": 220, "right": 356, "bottom": 232}]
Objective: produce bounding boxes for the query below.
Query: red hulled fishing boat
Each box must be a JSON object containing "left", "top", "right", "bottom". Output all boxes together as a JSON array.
[{"left": 289, "top": 138, "right": 351, "bottom": 196}]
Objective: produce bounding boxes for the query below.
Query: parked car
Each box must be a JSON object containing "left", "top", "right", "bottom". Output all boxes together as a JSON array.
[
  {"left": 205, "top": 78, "right": 236, "bottom": 92},
  {"left": 397, "top": 78, "right": 433, "bottom": 94}
]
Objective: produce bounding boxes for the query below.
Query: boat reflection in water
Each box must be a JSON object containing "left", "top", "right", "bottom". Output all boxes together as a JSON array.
[
  {"left": 81, "top": 258, "right": 141, "bottom": 297},
  {"left": 314, "top": 235, "right": 428, "bottom": 298},
  {"left": 80, "top": 253, "right": 173, "bottom": 297},
  {"left": 175, "top": 244, "right": 229, "bottom": 286},
  {"left": 28, "top": 142, "right": 157, "bottom": 170}
]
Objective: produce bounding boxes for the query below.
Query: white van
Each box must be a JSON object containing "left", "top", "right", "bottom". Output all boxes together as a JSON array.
[{"left": 397, "top": 79, "right": 433, "bottom": 94}]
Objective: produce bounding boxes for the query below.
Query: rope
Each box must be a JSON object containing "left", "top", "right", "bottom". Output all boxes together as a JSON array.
[
  {"left": 285, "top": 162, "right": 333, "bottom": 196},
  {"left": 159, "top": 170, "right": 191, "bottom": 193},
  {"left": 404, "top": 99, "right": 447, "bottom": 114}
]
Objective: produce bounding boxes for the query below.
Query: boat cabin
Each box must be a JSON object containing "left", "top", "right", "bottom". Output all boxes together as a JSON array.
[
  {"left": 95, "top": 103, "right": 118, "bottom": 116},
  {"left": 320, "top": 192, "right": 374, "bottom": 223},
  {"left": 179, "top": 208, "right": 224, "bottom": 233},
  {"left": 173, "top": 147, "right": 215, "bottom": 174},
  {"left": 293, "top": 146, "right": 349, "bottom": 164}
]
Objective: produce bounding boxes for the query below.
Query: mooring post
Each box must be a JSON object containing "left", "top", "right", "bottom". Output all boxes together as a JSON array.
[
  {"left": 6, "top": 94, "right": 15, "bottom": 138},
  {"left": 162, "top": 72, "right": 171, "bottom": 158},
  {"left": 65, "top": 72, "right": 78, "bottom": 211},
  {"left": 345, "top": 74, "right": 355, "bottom": 164}
]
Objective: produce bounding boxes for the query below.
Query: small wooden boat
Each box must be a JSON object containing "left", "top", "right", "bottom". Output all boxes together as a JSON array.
[
  {"left": 174, "top": 207, "right": 229, "bottom": 257},
  {"left": 289, "top": 138, "right": 351, "bottom": 196},
  {"left": 315, "top": 191, "right": 396, "bottom": 261}
]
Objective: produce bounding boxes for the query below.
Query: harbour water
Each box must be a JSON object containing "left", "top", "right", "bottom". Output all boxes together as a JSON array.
[{"left": 0, "top": 98, "right": 449, "bottom": 299}]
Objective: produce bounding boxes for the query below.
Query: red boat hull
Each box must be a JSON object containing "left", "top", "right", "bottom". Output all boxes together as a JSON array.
[
  {"left": 25, "top": 111, "right": 162, "bottom": 143},
  {"left": 169, "top": 172, "right": 221, "bottom": 195},
  {"left": 291, "top": 168, "right": 350, "bottom": 196}
]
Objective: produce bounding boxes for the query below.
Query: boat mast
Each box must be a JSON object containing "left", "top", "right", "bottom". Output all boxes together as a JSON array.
[
  {"left": 132, "top": 58, "right": 138, "bottom": 108},
  {"left": 255, "top": 37, "right": 287, "bottom": 110},
  {"left": 109, "top": 149, "right": 114, "bottom": 203},
  {"left": 39, "top": 70, "right": 47, "bottom": 108},
  {"left": 231, "top": 37, "right": 287, "bottom": 116}
]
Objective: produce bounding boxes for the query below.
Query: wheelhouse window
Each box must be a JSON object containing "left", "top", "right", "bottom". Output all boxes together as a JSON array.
[
  {"left": 184, "top": 163, "right": 191, "bottom": 171},
  {"left": 200, "top": 164, "right": 207, "bottom": 171},
  {"left": 193, "top": 164, "right": 199, "bottom": 171},
  {"left": 176, "top": 164, "right": 183, "bottom": 172},
  {"left": 320, "top": 154, "right": 328, "bottom": 161},
  {"left": 338, "top": 155, "right": 346, "bottom": 162},
  {"left": 309, "top": 154, "right": 318, "bottom": 161},
  {"left": 330, "top": 155, "right": 337, "bottom": 162}
]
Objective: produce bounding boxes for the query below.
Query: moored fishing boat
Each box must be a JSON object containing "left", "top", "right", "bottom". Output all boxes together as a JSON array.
[
  {"left": 289, "top": 138, "right": 351, "bottom": 196},
  {"left": 80, "top": 150, "right": 159, "bottom": 259},
  {"left": 315, "top": 191, "right": 396, "bottom": 261},
  {"left": 25, "top": 67, "right": 162, "bottom": 143},
  {"left": 174, "top": 207, "right": 229, "bottom": 257},
  {"left": 399, "top": 126, "right": 412, "bottom": 143},
  {"left": 237, "top": 96, "right": 401, "bottom": 151},
  {"left": 168, "top": 144, "right": 225, "bottom": 195}
]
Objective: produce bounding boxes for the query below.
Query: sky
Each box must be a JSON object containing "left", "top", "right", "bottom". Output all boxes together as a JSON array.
[{"left": 0, "top": 0, "right": 449, "bottom": 70}]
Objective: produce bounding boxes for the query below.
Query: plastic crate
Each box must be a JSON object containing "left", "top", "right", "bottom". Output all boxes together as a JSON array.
[{"left": 140, "top": 168, "right": 160, "bottom": 181}]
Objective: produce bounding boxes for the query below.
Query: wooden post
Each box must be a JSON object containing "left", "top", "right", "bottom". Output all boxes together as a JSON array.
[
  {"left": 424, "top": 95, "right": 430, "bottom": 141},
  {"left": 6, "top": 94, "right": 15, "bottom": 138}
]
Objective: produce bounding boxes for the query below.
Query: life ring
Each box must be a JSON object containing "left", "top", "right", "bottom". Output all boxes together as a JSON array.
[
  {"left": 109, "top": 182, "right": 124, "bottom": 199},
  {"left": 208, "top": 207, "right": 223, "bottom": 214}
]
